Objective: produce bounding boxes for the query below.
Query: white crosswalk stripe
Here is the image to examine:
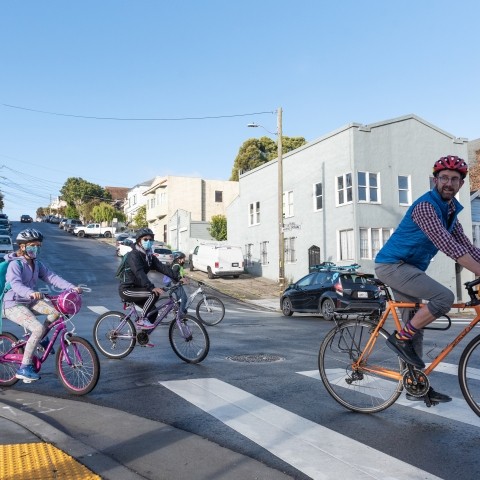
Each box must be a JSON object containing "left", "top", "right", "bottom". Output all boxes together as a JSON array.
[
  {"left": 87, "top": 306, "right": 109, "bottom": 315},
  {"left": 161, "top": 378, "right": 442, "bottom": 480}
]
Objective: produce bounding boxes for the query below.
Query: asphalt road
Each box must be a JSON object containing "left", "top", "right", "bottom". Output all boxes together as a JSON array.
[{"left": 3, "top": 221, "right": 480, "bottom": 480}]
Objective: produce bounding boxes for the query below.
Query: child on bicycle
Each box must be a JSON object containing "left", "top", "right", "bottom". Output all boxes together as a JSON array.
[
  {"left": 3, "top": 229, "right": 82, "bottom": 382},
  {"left": 118, "top": 228, "right": 179, "bottom": 328},
  {"left": 162, "top": 251, "right": 189, "bottom": 317}
]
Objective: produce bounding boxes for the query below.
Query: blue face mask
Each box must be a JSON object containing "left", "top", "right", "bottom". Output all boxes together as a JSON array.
[
  {"left": 25, "top": 245, "right": 40, "bottom": 259},
  {"left": 141, "top": 240, "right": 154, "bottom": 251}
]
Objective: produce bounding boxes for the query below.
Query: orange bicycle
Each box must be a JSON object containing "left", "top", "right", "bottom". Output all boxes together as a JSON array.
[{"left": 318, "top": 277, "right": 480, "bottom": 414}]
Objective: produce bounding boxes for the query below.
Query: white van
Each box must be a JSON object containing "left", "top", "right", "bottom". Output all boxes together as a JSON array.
[{"left": 190, "top": 244, "right": 244, "bottom": 279}]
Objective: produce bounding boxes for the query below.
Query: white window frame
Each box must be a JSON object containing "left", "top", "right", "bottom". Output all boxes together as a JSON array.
[
  {"left": 284, "top": 236, "right": 296, "bottom": 263},
  {"left": 336, "top": 173, "right": 353, "bottom": 206},
  {"left": 398, "top": 175, "right": 411, "bottom": 206},
  {"left": 283, "top": 190, "right": 294, "bottom": 218},
  {"left": 337, "top": 229, "right": 354, "bottom": 261},
  {"left": 314, "top": 182, "right": 323, "bottom": 211},
  {"left": 245, "top": 243, "right": 254, "bottom": 267},
  {"left": 260, "top": 241, "right": 269, "bottom": 265},
  {"left": 358, "top": 171, "right": 381, "bottom": 204},
  {"left": 359, "top": 227, "right": 393, "bottom": 259},
  {"left": 249, "top": 201, "right": 260, "bottom": 226}
]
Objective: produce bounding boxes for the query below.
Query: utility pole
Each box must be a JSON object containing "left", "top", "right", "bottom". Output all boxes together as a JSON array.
[{"left": 277, "top": 107, "right": 284, "bottom": 289}]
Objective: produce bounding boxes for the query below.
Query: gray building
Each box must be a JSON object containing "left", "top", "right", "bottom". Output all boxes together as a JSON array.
[{"left": 227, "top": 114, "right": 472, "bottom": 300}]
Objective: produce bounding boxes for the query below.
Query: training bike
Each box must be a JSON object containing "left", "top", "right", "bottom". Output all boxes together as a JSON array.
[
  {"left": 183, "top": 279, "right": 225, "bottom": 326},
  {"left": 0, "top": 290, "right": 100, "bottom": 395},
  {"left": 318, "top": 277, "right": 480, "bottom": 414},
  {"left": 93, "top": 284, "right": 210, "bottom": 363}
]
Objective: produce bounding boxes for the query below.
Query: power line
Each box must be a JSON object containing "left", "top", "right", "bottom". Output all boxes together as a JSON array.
[{"left": 2, "top": 103, "right": 275, "bottom": 121}]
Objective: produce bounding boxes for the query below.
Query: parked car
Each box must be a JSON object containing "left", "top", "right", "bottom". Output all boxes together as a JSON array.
[
  {"left": 20, "top": 215, "right": 33, "bottom": 223},
  {"left": 49, "top": 216, "right": 61, "bottom": 224},
  {"left": 64, "top": 219, "right": 83, "bottom": 234},
  {"left": 116, "top": 238, "right": 135, "bottom": 257},
  {"left": 0, "top": 219, "right": 11, "bottom": 235},
  {"left": 0, "top": 235, "right": 14, "bottom": 255},
  {"left": 74, "top": 223, "right": 114, "bottom": 238},
  {"left": 153, "top": 246, "right": 174, "bottom": 264},
  {"left": 190, "top": 244, "right": 244, "bottom": 279},
  {"left": 280, "top": 263, "right": 385, "bottom": 320},
  {"left": 0, "top": 228, "right": 10, "bottom": 238},
  {"left": 59, "top": 218, "right": 69, "bottom": 229},
  {"left": 0, "top": 213, "right": 8, "bottom": 220}
]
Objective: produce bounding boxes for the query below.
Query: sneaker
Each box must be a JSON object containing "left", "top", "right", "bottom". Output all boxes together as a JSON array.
[
  {"left": 136, "top": 319, "right": 155, "bottom": 329},
  {"left": 16, "top": 365, "right": 40, "bottom": 382},
  {"left": 39, "top": 337, "right": 55, "bottom": 355},
  {"left": 406, "top": 387, "right": 452, "bottom": 403},
  {"left": 386, "top": 331, "right": 425, "bottom": 369}
]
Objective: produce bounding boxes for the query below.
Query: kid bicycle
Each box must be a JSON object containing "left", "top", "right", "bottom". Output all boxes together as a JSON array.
[
  {"left": 93, "top": 284, "right": 210, "bottom": 364},
  {"left": 184, "top": 280, "right": 225, "bottom": 326},
  {"left": 318, "top": 277, "right": 480, "bottom": 414},
  {"left": 0, "top": 290, "right": 100, "bottom": 395}
]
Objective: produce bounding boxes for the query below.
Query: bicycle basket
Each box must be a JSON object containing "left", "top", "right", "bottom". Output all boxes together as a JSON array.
[{"left": 57, "top": 290, "right": 82, "bottom": 315}]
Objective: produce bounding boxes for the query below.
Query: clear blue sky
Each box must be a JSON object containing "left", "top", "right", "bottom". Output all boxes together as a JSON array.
[{"left": 1, "top": 0, "right": 479, "bottom": 220}]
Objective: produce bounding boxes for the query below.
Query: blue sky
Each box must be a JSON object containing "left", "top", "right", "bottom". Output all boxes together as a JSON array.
[{"left": 1, "top": 0, "right": 479, "bottom": 220}]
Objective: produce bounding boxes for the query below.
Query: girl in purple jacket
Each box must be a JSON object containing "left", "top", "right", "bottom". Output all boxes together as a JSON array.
[{"left": 3, "top": 229, "right": 82, "bottom": 382}]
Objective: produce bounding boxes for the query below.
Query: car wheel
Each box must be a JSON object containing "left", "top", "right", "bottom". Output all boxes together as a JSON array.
[
  {"left": 321, "top": 298, "right": 335, "bottom": 321},
  {"left": 281, "top": 298, "right": 294, "bottom": 316},
  {"left": 207, "top": 267, "right": 214, "bottom": 279},
  {"left": 104, "top": 231, "right": 112, "bottom": 238}
]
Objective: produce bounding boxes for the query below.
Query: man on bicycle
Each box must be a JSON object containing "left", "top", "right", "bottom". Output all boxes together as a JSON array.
[
  {"left": 118, "top": 228, "right": 179, "bottom": 329},
  {"left": 375, "top": 155, "right": 480, "bottom": 403}
]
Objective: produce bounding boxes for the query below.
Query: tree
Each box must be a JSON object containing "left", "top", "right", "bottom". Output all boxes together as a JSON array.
[
  {"left": 208, "top": 214, "right": 227, "bottom": 241},
  {"left": 60, "top": 178, "right": 112, "bottom": 209},
  {"left": 132, "top": 205, "right": 147, "bottom": 229},
  {"left": 64, "top": 205, "right": 79, "bottom": 219},
  {"left": 469, "top": 147, "right": 480, "bottom": 191},
  {"left": 92, "top": 202, "right": 125, "bottom": 224},
  {"left": 230, "top": 135, "right": 307, "bottom": 181}
]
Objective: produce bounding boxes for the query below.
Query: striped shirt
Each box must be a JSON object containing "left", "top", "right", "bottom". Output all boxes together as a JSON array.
[{"left": 412, "top": 201, "right": 480, "bottom": 262}]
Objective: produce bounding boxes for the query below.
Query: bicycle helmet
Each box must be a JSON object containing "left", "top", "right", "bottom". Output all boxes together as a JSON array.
[
  {"left": 433, "top": 155, "right": 468, "bottom": 178},
  {"left": 16, "top": 228, "right": 44, "bottom": 244},
  {"left": 173, "top": 251, "right": 186, "bottom": 261},
  {"left": 56, "top": 289, "right": 82, "bottom": 315},
  {"left": 135, "top": 227, "right": 155, "bottom": 241}
]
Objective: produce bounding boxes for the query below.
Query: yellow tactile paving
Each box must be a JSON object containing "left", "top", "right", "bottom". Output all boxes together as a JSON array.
[{"left": 0, "top": 442, "right": 101, "bottom": 480}]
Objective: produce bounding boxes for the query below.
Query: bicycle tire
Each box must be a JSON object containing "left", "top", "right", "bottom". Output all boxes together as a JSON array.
[
  {"left": 318, "top": 319, "right": 403, "bottom": 413},
  {"left": 56, "top": 335, "right": 101, "bottom": 395},
  {"left": 93, "top": 311, "right": 136, "bottom": 359},
  {"left": 169, "top": 314, "right": 210, "bottom": 364},
  {"left": 196, "top": 295, "right": 225, "bottom": 326},
  {"left": 458, "top": 333, "right": 480, "bottom": 416},
  {"left": 0, "top": 332, "right": 21, "bottom": 386}
]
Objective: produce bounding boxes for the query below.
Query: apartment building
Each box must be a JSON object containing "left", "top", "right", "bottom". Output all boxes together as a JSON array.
[{"left": 227, "top": 114, "right": 472, "bottom": 300}]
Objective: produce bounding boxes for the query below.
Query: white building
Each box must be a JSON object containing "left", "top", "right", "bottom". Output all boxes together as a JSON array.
[
  {"left": 227, "top": 114, "right": 472, "bottom": 301},
  {"left": 124, "top": 178, "right": 154, "bottom": 223}
]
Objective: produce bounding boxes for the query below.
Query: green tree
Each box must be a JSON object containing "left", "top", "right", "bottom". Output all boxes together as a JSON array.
[
  {"left": 64, "top": 205, "right": 79, "bottom": 219},
  {"left": 230, "top": 135, "right": 307, "bottom": 181},
  {"left": 91, "top": 202, "right": 124, "bottom": 224},
  {"left": 60, "top": 178, "right": 112, "bottom": 210},
  {"left": 132, "top": 205, "right": 147, "bottom": 229},
  {"left": 208, "top": 214, "right": 227, "bottom": 241}
]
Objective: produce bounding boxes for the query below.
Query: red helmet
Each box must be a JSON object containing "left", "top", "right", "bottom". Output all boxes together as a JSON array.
[{"left": 433, "top": 155, "right": 468, "bottom": 178}]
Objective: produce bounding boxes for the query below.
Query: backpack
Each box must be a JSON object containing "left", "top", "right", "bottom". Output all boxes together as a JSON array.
[
  {"left": 115, "top": 252, "right": 131, "bottom": 281},
  {"left": 0, "top": 258, "right": 23, "bottom": 333}
]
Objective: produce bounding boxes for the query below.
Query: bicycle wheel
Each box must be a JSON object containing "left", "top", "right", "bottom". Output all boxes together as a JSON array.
[
  {"left": 93, "top": 311, "right": 136, "bottom": 359},
  {"left": 196, "top": 295, "right": 225, "bottom": 326},
  {"left": 458, "top": 333, "right": 480, "bottom": 416},
  {"left": 318, "top": 320, "right": 403, "bottom": 413},
  {"left": 0, "top": 332, "right": 21, "bottom": 386},
  {"left": 169, "top": 314, "right": 210, "bottom": 364},
  {"left": 56, "top": 335, "right": 100, "bottom": 395}
]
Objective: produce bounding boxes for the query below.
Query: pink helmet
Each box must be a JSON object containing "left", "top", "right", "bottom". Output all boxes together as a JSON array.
[
  {"left": 433, "top": 155, "right": 468, "bottom": 178},
  {"left": 57, "top": 290, "right": 82, "bottom": 315}
]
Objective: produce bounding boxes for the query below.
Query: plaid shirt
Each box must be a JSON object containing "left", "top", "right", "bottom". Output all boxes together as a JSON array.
[{"left": 412, "top": 201, "right": 480, "bottom": 262}]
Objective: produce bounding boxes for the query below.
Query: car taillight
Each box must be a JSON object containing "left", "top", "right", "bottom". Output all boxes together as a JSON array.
[
  {"left": 334, "top": 281, "right": 343, "bottom": 296},
  {"left": 215, "top": 261, "right": 219, "bottom": 268}
]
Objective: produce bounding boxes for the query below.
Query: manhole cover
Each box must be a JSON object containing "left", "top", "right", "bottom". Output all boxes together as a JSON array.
[{"left": 227, "top": 354, "right": 285, "bottom": 363}]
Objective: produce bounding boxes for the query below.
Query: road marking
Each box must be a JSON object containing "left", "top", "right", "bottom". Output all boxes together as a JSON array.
[
  {"left": 299, "top": 369, "right": 480, "bottom": 427},
  {"left": 87, "top": 306, "right": 109, "bottom": 315},
  {"left": 160, "top": 378, "right": 441, "bottom": 480}
]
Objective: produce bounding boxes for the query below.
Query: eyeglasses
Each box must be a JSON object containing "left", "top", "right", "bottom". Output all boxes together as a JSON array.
[
  {"left": 142, "top": 237, "right": 153, "bottom": 241},
  {"left": 437, "top": 175, "right": 462, "bottom": 185}
]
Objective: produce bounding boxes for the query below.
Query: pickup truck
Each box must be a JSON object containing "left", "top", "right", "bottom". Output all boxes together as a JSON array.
[{"left": 73, "top": 223, "right": 114, "bottom": 238}]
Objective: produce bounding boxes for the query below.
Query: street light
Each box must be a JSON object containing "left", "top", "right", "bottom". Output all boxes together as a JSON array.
[{"left": 248, "top": 107, "right": 284, "bottom": 288}]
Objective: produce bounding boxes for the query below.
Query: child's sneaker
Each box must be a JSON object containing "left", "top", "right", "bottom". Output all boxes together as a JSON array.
[
  {"left": 16, "top": 365, "right": 40, "bottom": 382},
  {"left": 136, "top": 318, "right": 155, "bottom": 329}
]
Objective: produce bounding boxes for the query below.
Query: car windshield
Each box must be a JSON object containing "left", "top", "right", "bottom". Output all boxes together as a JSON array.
[{"left": 0, "top": 238, "right": 11, "bottom": 245}]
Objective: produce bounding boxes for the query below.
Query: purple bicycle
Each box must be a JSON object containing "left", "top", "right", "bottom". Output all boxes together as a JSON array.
[{"left": 0, "top": 290, "right": 100, "bottom": 395}]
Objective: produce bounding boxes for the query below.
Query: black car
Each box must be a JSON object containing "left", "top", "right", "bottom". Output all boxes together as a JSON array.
[
  {"left": 20, "top": 215, "right": 33, "bottom": 223},
  {"left": 64, "top": 219, "right": 83, "bottom": 233},
  {"left": 280, "top": 264, "right": 385, "bottom": 320}
]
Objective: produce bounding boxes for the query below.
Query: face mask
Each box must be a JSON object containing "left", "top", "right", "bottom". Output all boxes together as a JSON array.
[
  {"left": 141, "top": 240, "right": 154, "bottom": 251},
  {"left": 25, "top": 246, "right": 40, "bottom": 259}
]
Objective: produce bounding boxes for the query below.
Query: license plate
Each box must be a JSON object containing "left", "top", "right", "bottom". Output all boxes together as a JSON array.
[
  {"left": 357, "top": 291, "right": 368, "bottom": 298},
  {"left": 232, "top": 263, "right": 239, "bottom": 267}
]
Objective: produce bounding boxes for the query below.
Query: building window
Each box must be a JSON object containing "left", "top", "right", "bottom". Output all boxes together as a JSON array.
[
  {"left": 133, "top": 194, "right": 137, "bottom": 205},
  {"left": 360, "top": 227, "right": 392, "bottom": 259},
  {"left": 338, "top": 229, "right": 354, "bottom": 260},
  {"left": 314, "top": 182, "right": 323, "bottom": 211},
  {"left": 398, "top": 175, "right": 411, "bottom": 205},
  {"left": 260, "top": 241, "right": 268, "bottom": 265},
  {"left": 249, "top": 201, "right": 260, "bottom": 226},
  {"left": 150, "top": 198, "right": 155, "bottom": 208},
  {"left": 284, "top": 236, "right": 296, "bottom": 263},
  {"left": 336, "top": 173, "right": 353, "bottom": 205},
  {"left": 245, "top": 243, "right": 254, "bottom": 267},
  {"left": 358, "top": 171, "right": 380, "bottom": 203},
  {"left": 215, "top": 191, "right": 223, "bottom": 202},
  {"left": 283, "top": 190, "right": 294, "bottom": 218}
]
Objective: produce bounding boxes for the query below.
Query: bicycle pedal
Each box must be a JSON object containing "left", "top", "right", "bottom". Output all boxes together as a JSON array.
[{"left": 140, "top": 343, "right": 155, "bottom": 348}]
